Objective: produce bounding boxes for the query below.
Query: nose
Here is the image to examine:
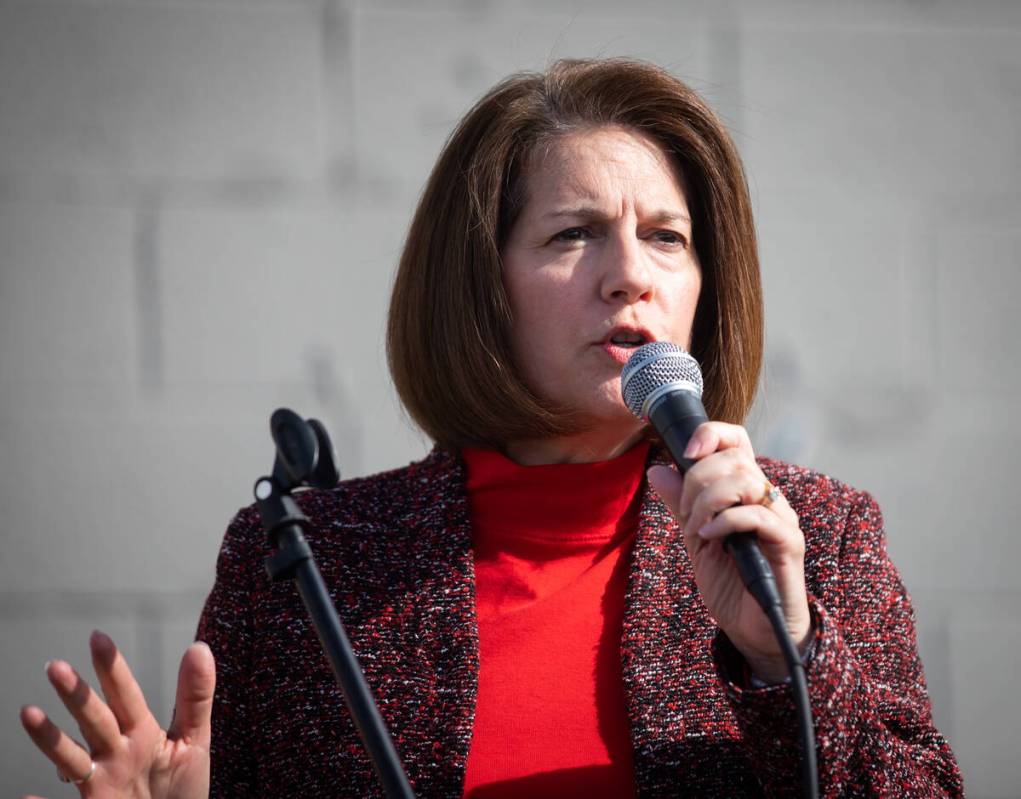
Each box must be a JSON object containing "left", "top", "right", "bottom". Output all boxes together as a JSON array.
[{"left": 600, "top": 232, "right": 654, "bottom": 304}]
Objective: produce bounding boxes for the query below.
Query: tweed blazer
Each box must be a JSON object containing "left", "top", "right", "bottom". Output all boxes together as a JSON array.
[{"left": 197, "top": 447, "right": 963, "bottom": 798}]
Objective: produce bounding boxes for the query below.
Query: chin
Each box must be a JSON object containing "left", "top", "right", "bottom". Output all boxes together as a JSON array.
[
  {"left": 536, "top": 376, "right": 637, "bottom": 433},
  {"left": 591, "top": 381, "right": 631, "bottom": 418},
  {"left": 580, "top": 395, "right": 642, "bottom": 433}
]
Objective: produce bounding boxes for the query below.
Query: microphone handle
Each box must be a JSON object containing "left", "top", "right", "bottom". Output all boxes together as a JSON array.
[
  {"left": 647, "top": 389, "right": 819, "bottom": 799},
  {"left": 647, "top": 392, "right": 782, "bottom": 614}
]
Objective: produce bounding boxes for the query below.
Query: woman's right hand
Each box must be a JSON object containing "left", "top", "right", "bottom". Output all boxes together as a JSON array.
[{"left": 19, "top": 630, "right": 214, "bottom": 799}]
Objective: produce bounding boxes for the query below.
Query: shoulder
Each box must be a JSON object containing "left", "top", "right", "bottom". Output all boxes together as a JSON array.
[
  {"left": 755, "top": 456, "right": 888, "bottom": 592},
  {"left": 296, "top": 446, "right": 465, "bottom": 529},
  {"left": 213, "top": 447, "right": 468, "bottom": 576},
  {"left": 756, "top": 455, "right": 875, "bottom": 524}
]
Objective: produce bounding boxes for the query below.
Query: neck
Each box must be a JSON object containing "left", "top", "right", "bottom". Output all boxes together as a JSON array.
[{"left": 503, "top": 424, "right": 647, "bottom": 466}]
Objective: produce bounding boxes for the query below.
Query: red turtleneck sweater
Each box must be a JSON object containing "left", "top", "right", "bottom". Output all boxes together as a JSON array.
[{"left": 461, "top": 443, "right": 649, "bottom": 799}]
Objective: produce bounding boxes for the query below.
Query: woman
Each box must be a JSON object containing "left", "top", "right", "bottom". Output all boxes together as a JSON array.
[{"left": 20, "top": 58, "right": 962, "bottom": 798}]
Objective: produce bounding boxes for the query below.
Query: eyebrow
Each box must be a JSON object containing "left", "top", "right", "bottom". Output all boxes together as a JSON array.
[{"left": 544, "top": 206, "right": 691, "bottom": 225}]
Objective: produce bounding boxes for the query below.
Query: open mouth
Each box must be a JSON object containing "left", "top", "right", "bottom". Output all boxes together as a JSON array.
[{"left": 607, "top": 330, "right": 649, "bottom": 349}]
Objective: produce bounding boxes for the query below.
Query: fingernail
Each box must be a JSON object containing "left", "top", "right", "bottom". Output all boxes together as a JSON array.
[
  {"left": 697, "top": 522, "right": 711, "bottom": 539},
  {"left": 45, "top": 660, "right": 74, "bottom": 690},
  {"left": 683, "top": 439, "right": 699, "bottom": 458}
]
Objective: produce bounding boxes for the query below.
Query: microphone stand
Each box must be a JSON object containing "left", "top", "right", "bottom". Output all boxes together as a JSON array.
[{"left": 254, "top": 408, "right": 416, "bottom": 799}]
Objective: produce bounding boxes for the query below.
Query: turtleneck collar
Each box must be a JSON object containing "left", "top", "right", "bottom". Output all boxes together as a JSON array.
[{"left": 462, "top": 441, "right": 650, "bottom": 543}]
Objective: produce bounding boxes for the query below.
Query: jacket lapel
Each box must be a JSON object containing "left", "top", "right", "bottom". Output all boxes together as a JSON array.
[
  {"left": 399, "top": 450, "right": 479, "bottom": 797},
  {"left": 621, "top": 451, "right": 747, "bottom": 797},
  {"left": 333, "top": 449, "right": 479, "bottom": 798}
]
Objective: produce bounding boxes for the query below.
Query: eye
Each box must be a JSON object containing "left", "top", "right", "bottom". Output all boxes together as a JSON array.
[
  {"left": 649, "top": 230, "right": 689, "bottom": 249},
  {"left": 551, "top": 227, "right": 591, "bottom": 243}
]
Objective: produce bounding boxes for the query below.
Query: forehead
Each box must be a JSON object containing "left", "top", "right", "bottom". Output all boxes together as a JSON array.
[{"left": 521, "top": 126, "right": 690, "bottom": 212}]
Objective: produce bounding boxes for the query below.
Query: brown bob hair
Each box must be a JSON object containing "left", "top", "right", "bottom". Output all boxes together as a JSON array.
[{"left": 387, "top": 58, "right": 762, "bottom": 451}]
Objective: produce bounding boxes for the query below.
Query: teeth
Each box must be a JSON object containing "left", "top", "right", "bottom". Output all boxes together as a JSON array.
[{"left": 611, "top": 332, "right": 644, "bottom": 346}]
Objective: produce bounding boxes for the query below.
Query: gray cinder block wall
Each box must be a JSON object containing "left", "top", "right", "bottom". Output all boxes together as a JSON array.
[{"left": 2, "top": 1, "right": 1019, "bottom": 795}]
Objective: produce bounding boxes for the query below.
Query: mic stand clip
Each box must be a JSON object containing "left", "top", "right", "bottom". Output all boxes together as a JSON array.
[{"left": 253, "top": 408, "right": 416, "bottom": 799}]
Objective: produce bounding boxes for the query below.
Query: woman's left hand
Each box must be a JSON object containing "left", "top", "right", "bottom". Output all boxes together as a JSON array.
[{"left": 647, "top": 421, "right": 812, "bottom": 683}]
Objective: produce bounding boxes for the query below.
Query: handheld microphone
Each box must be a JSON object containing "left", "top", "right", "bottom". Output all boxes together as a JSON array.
[
  {"left": 621, "top": 342, "right": 818, "bottom": 799},
  {"left": 620, "top": 342, "right": 781, "bottom": 614}
]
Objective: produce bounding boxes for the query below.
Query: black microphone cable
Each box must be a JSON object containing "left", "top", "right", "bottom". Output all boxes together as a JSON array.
[{"left": 621, "top": 342, "right": 818, "bottom": 799}]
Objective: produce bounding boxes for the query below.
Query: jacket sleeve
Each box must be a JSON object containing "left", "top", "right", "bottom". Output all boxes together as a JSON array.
[
  {"left": 712, "top": 490, "right": 964, "bottom": 797},
  {"left": 195, "top": 507, "right": 262, "bottom": 796}
]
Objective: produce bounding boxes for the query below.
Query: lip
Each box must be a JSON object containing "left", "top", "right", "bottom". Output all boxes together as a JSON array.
[{"left": 598, "top": 325, "right": 655, "bottom": 366}]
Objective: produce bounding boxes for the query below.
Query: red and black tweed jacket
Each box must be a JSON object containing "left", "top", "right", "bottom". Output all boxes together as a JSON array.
[{"left": 197, "top": 447, "right": 963, "bottom": 798}]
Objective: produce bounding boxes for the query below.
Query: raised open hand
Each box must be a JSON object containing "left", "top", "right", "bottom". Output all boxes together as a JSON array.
[{"left": 19, "top": 630, "right": 214, "bottom": 799}]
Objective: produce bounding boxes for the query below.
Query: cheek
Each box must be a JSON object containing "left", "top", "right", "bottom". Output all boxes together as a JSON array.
[
  {"left": 505, "top": 262, "right": 575, "bottom": 330},
  {"left": 508, "top": 284, "right": 562, "bottom": 362},
  {"left": 504, "top": 270, "right": 541, "bottom": 359},
  {"left": 504, "top": 268, "right": 582, "bottom": 378},
  {"left": 661, "top": 270, "right": 702, "bottom": 347},
  {"left": 679, "top": 270, "right": 702, "bottom": 314}
]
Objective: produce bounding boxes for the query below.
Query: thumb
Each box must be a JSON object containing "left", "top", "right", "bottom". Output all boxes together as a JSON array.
[
  {"left": 647, "top": 464, "right": 684, "bottom": 518},
  {"left": 168, "top": 641, "right": 216, "bottom": 749}
]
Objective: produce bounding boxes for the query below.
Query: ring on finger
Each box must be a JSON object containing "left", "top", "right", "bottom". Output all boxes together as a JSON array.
[
  {"left": 57, "top": 759, "right": 95, "bottom": 785},
  {"left": 758, "top": 480, "right": 782, "bottom": 509}
]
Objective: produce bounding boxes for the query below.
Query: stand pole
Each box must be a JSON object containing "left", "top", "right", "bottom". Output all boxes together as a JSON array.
[{"left": 256, "top": 470, "right": 415, "bottom": 799}]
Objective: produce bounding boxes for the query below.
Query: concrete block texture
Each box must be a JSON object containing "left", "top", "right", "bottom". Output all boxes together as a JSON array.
[
  {"left": 936, "top": 228, "right": 1021, "bottom": 394},
  {"left": 3, "top": 0, "right": 1020, "bottom": 794},
  {"left": 352, "top": 5, "right": 710, "bottom": 186},
  {"left": 156, "top": 192, "right": 430, "bottom": 473},
  {"left": 0, "top": 1, "right": 325, "bottom": 182},
  {"left": 158, "top": 199, "right": 396, "bottom": 386},
  {"left": 0, "top": 404, "right": 245, "bottom": 592},
  {"left": 740, "top": 24, "right": 1021, "bottom": 199},
  {"left": 949, "top": 613, "right": 1021, "bottom": 797},
  {"left": 757, "top": 204, "right": 915, "bottom": 395},
  {"left": 804, "top": 396, "right": 1021, "bottom": 594},
  {"left": 0, "top": 202, "right": 136, "bottom": 386}
]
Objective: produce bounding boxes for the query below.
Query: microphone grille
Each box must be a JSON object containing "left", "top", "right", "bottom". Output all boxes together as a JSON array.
[{"left": 620, "top": 342, "right": 703, "bottom": 419}]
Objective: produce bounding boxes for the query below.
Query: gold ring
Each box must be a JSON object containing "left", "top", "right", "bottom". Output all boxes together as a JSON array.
[
  {"left": 759, "top": 481, "right": 781, "bottom": 509},
  {"left": 58, "top": 759, "right": 95, "bottom": 785}
]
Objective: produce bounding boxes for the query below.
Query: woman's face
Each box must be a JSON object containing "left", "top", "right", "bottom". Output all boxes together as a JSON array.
[{"left": 501, "top": 126, "right": 702, "bottom": 452}]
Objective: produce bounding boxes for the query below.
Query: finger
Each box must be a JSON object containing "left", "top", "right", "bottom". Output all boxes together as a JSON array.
[
  {"left": 685, "top": 471, "right": 769, "bottom": 545},
  {"left": 19, "top": 704, "right": 94, "bottom": 784},
  {"left": 647, "top": 464, "right": 684, "bottom": 516},
  {"left": 677, "top": 446, "right": 758, "bottom": 520},
  {"left": 168, "top": 642, "right": 216, "bottom": 749},
  {"left": 696, "top": 504, "right": 804, "bottom": 555},
  {"left": 45, "top": 660, "right": 122, "bottom": 755},
  {"left": 89, "top": 630, "right": 153, "bottom": 733},
  {"left": 684, "top": 467, "right": 799, "bottom": 539},
  {"left": 683, "top": 421, "right": 754, "bottom": 461}
]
